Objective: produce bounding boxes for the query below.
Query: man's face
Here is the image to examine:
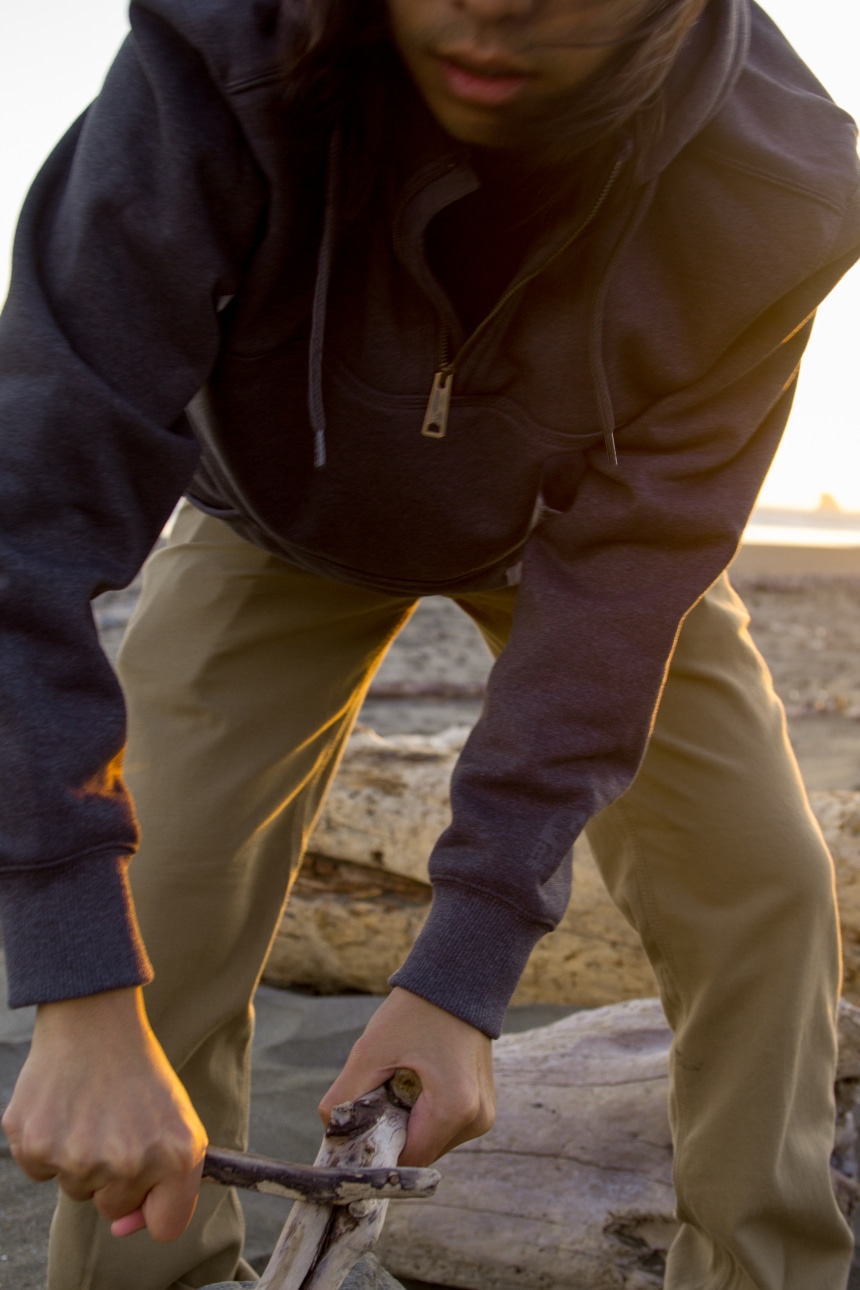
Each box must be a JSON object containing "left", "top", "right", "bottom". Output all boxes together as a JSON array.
[{"left": 386, "top": 0, "right": 653, "bottom": 148}]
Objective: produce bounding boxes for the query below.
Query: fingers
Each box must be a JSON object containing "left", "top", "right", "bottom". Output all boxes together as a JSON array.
[
  {"left": 3, "top": 987, "right": 208, "bottom": 1244},
  {"left": 4, "top": 1136, "right": 59, "bottom": 1184},
  {"left": 138, "top": 1162, "right": 203, "bottom": 1243},
  {"left": 319, "top": 1052, "right": 396, "bottom": 1126},
  {"left": 87, "top": 1148, "right": 204, "bottom": 1242},
  {"left": 397, "top": 1071, "right": 495, "bottom": 1167},
  {"left": 111, "top": 1211, "right": 148, "bottom": 1238},
  {"left": 318, "top": 987, "right": 496, "bottom": 1168}
]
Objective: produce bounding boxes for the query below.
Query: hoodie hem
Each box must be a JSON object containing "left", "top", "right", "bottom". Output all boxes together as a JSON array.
[
  {"left": 0, "top": 854, "right": 153, "bottom": 1009},
  {"left": 390, "top": 882, "right": 550, "bottom": 1039}
]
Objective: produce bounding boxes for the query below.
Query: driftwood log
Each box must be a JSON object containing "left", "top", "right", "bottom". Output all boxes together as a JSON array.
[
  {"left": 375, "top": 998, "right": 860, "bottom": 1290},
  {"left": 202, "top": 1145, "right": 437, "bottom": 1206},
  {"left": 264, "top": 728, "right": 860, "bottom": 1007},
  {"left": 223, "top": 1070, "right": 422, "bottom": 1290},
  {"left": 264, "top": 728, "right": 657, "bottom": 1005}
]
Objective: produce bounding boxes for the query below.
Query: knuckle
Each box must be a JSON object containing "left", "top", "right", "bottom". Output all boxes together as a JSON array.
[
  {"left": 61, "top": 1146, "right": 99, "bottom": 1180},
  {"left": 58, "top": 1176, "right": 96, "bottom": 1202},
  {"left": 152, "top": 1145, "right": 199, "bottom": 1183},
  {"left": 110, "top": 1151, "right": 147, "bottom": 1181},
  {"left": 17, "top": 1132, "right": 56, "bottom": 1169},
  {"left": 453, "top": 1086, "right": 483, "bottom": 1127},
  {"left": 475, "top": 1102, "right": 495, "bottom": 1135},
  {"left": 169, "top": 1136, "right": 205, "bottom": 1175},
  {"left": 93, "top": 1185, "right": 145, "bottom": 1222}
]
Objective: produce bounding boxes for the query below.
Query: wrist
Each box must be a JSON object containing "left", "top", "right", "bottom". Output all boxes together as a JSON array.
[{"left": 35, "top": 986, "right": 147, "bottom": 1038}]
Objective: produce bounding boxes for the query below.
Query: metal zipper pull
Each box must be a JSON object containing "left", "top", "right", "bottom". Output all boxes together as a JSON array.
[{"left": 421, "top": 369, "right": 453, "bottom": 439}]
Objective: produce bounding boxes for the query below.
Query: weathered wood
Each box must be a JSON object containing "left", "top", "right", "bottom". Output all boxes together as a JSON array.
[
  {"left": 266, "top": 727, "right": 661, "bottom": 1002},
  {"left": 255, "top": 1072, "right": 420, "bottom": 1290},
  {"left": 202, "top": 1145, "right": 439, "bottom": 1205},
  {"left": 376, "top": 999, "right": 860, "bottom": 1290},
  {"left": 265, "top": 728, "right": 860, "bottom": 1009}
]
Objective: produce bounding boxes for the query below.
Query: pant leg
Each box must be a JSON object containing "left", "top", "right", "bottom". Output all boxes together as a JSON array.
[
  {"left": 47, "top": 503, "right": 416, "bottom": 1290},
  {"left": 586, "top": 573, "right": 851, "bottom": 1290},
  {"left": 456, "top": 574, "right": 851, "bottom": 1290}
]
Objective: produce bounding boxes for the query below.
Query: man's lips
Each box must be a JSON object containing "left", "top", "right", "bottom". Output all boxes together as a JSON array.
[{"left": 434, "top": 52, "right": 532, "bottom": 107}]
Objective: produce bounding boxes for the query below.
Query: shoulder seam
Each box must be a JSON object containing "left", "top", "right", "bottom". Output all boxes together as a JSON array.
[
  {"left": 226, "top": 66, "right": 283, "bottom": 95},
  {"left": 692, "top": 142, "right": 853, "bottom": 216}
]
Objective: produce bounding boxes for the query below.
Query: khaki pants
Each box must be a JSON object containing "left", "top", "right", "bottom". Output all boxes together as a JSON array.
[{"left": 48, "top": 503, "right": 852, "bottom": 1290}]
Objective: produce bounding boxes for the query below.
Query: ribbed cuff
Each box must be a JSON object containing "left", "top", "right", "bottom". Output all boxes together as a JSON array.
[
  {"left": 390, "top": 881, "right": 548, "bottom": 1039},
  {"left": 0, "top": 852, "right": 153, "bottom": 1008}
]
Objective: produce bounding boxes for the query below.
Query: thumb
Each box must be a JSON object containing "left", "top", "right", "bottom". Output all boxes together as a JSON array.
[
  {"left": 139, "top": 1166, "right": 203, "bottom": 1243},
  {"left": 319, "top": 1057, "right": 395, "bottom": 1126}
]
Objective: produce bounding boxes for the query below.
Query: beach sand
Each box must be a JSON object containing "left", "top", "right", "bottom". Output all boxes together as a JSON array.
[{"left": 2, "top": 541, "right": 860, "bottom": 1287}]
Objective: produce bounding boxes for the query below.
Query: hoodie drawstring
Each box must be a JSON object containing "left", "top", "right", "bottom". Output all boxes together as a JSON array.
[
  {"left": 587, "top": 173, "right": 657, "bottom": 470},
  {"left": 308, "top": 130, "right": 342, "bottom": 469}
]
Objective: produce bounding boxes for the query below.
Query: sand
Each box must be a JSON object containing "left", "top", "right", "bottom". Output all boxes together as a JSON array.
[{"left": 3, "top": 541, "right": 860, "bottom": 1286}]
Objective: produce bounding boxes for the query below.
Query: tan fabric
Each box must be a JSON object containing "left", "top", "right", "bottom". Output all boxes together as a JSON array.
[{"left": 48, "top": 504, "right": 851, "bottom": 1289}]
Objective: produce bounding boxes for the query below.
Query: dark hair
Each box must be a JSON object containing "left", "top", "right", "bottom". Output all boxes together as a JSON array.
[
  {"left": 279, "top": 0, "right": 391, "bottom": 131},
  {"left": 556, "top": 0, "right": 709, "bottom": 169},
  {"left": 279, "top": 0, "right": 708, "bottom": 178}
]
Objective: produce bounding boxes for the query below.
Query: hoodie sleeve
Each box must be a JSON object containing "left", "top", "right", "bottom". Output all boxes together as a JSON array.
[
  {"left": 393, "top": 179, "right": 860, "bottom": 1038},
  {"left": 0, "top": 4, "right": 266, "bottom": 1005}
]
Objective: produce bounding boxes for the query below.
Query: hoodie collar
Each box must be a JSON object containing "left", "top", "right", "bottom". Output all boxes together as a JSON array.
[
  {"left": 638, "top": 0, "right": 751, "bottom": 183},
  {"left": 384, "top": 0, "right": 752, "bottom": 197},
  {"left": 307, "top": 0, "right": 752, "bottom": 469}
]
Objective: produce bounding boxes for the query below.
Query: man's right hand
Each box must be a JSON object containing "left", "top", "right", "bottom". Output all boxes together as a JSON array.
[{"left": 1, "top": 986, "right": 207, "bottom": 1242}]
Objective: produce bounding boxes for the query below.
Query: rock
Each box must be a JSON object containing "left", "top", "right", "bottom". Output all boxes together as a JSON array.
[
  {"left": 376, "top": 998, "right": 860, "bottom": 1290},
  {"left": 808, "top": 790, "right": 860, "bottom": 1004},
  {"left": 265, "top": 731, "right": 860, "bottom": 1009},
  {"left": 201, "top": 1253, "right": 405, "bottom": 1289},
  {"left": 342, "top": 1252, "right": 406, "bottom": 1289}
]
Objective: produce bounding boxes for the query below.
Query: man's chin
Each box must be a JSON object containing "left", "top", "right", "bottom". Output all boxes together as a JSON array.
[
  {"left": 426, "top": 92, "right": 562, "bottom": 155},
  {"left": 431, "top": 105, "right": 525, "bottom": 149}
]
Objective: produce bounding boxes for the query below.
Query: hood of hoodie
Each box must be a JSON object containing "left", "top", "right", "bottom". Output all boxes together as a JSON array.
[
  {"left": 170, "top": 0, "right": 858, "bottom": 594},
  {"left": 640, "top": 0, "right": 750, "bottom": 181},
  {"left": 167, "top": 0, "right": 750, "bottom": 178}
]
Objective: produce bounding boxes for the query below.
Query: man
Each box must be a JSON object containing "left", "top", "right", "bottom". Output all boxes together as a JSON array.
[{"left": 1, "top": 0, "right": 859, "bottom": 1286}]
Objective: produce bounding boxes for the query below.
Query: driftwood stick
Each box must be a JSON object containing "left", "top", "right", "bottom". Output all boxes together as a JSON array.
[
  {"left": 202, "top": 1146, "right": 437, "bottom": 1204},
  {"left": 256, "top": 1070, "right": 423, "bottom": 1290}
]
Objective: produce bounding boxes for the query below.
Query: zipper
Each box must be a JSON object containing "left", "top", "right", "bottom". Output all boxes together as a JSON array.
[
  {"left": 421, "top": 364, "right": 453, "bottom": 438},
  {"left": 420, "top": 151, "right": 627, "bottom": 441}
]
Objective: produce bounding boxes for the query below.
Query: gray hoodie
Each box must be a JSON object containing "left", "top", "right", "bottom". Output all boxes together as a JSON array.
[{"left": 0, "top": 0, "right": 858, "bottom": 1033}]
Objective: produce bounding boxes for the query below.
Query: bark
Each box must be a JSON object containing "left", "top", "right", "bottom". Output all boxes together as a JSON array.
[{"left": 252, "top": 1073, "right": 421, "bottom": 1290}]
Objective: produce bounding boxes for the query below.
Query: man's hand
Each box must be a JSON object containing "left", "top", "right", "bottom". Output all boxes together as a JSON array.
[
  {"left": 319, "top": 987, "right": 495, "bottom": 1166},
  {"left": 1, "top": 986, "right": 207, "bottom": 1242}
]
